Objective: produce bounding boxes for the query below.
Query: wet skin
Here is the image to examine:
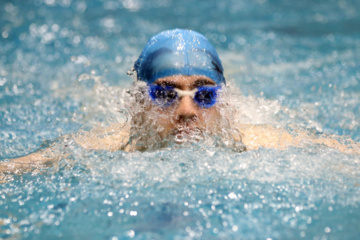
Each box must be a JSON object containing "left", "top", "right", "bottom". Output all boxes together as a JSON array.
[{"left": 147, "top": 75, "right": 222, "bottom": 139}]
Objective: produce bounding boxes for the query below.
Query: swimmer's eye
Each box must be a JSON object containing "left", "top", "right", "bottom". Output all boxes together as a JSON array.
[
  {"left": 148, "top": 85, "right": 177, "bottom": 106},
  {"left": 194, "top": 86, "right": 220, "bottom": 108}
]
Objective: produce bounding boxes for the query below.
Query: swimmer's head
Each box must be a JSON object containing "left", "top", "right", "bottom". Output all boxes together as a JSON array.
[
  {"left": 134, "top": 29, "right": 226, "bottom": 85},
  {"left": 128, "top": 29, "right": 238, "bottom": 150}
]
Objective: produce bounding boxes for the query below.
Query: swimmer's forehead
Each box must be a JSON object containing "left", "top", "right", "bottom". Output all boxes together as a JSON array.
[{"left": 154, "top": 75, "right": 216, "bottom": 88}]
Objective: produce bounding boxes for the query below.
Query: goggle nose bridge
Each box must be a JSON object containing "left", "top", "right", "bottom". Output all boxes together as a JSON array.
[{"left": 174, "top": 88, "right": 197, "bottom": 99}]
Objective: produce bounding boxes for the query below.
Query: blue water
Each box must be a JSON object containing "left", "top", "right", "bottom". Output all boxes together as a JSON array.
[{"left": 1, "top": 0, "right": 360, "bottom": 239}]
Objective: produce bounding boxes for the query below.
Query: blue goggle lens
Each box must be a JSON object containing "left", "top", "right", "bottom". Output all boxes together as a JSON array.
[
  {"left": 194, "top": 86, "right": 219, "bottom": 108},
  {"left": 148, "top": 85, "right": 220, "bottom": 108},
  {"left": 148, "top": 85, "right": 177, "bottom": 106}
]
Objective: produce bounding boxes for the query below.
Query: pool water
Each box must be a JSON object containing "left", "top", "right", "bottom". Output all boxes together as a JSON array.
[{"left": 1, "top": 0, "right": 360, "bottom": 239}]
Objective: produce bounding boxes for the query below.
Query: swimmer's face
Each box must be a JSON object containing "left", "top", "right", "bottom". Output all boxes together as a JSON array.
[{"left": 146, "top": 75, "right": 222, "bottom": 140}]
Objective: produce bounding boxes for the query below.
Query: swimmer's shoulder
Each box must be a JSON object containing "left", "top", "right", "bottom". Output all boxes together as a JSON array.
[
  {"left": 235, "top": 123, "right": 360, "bottom": 154},
  {"left": 234, "top": 124, "right": 297, "bottom": 150},
  {"left": 76, "top": 122, "right": 132, "bottom": 152}
]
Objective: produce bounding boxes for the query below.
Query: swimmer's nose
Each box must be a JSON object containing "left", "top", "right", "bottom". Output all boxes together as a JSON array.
[{"left": 175, "top": 96, "right": 198, "bottom": 123}]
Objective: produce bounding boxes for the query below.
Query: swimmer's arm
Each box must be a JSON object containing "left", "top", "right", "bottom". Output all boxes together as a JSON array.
[
  {"left": 236, "top": 124, "right": 294, "bottom": 151},
  {"left": 75, "top": 123, "right": 132, "bottom": 152},
  {"left": 237, "top": 124, "right": 359, "bottom": 154},
  {"left": 0, "top": 147, "right": 61, "bottom": 175},
  {"left": 1, "top": 123, "right": 131, "bottom": 175},
  {"left": 303, "top": 132, "right": 359, "bottom": 154}
]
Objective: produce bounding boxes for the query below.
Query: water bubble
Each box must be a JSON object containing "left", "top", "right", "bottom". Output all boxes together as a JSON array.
[
  {"left": 78, "top": 73, "right": 91, "bottom": 81},
  {"left": 2, "top": 31, "right": 9, "bottom": 39},
  {"left": 59, "top": 0, "right": 71, "bottom": 7},
  {"left": 75, "top": 1, "right": 87, "bottom": 13},
  {"left": 219, "top": 35, "right": 227, "bottom": 42},
  {"left": 71, "top": 55, "right": 90, "bottom": 65},
  {"left": 45, "top": 0, "right": 56, "bottom": 6},
  {"left": 115, "top": 56, "right": 123, "bottom": 63},
  {"left": 51, "top": 24, "right": 60, "bottom": 32},
  {"left": 314, "top": 13, "right": 325, "bottom": 23},
  {"left": 228, "top": 192, "right": 237, "bottom": 199},
  {"left": 122, "top": 0, "right": 142, "bottom": 12},
  {"left": 42, "top": 32, "right": 55, "bottom": 44},
  {"left": 39, "top": 24, "right": 48, "bottom": 34},
  {"left": 127, "top": 230, "right": 135, "bottom": 238},
  {"left": 72, "top": 35, "right": 82, "bottom": 45},
  {"left": 102, "top": 18, "right": 115, "bottom": 29},
  {"left": 0, "top": 78, "right": 7, "bottom": 86}
]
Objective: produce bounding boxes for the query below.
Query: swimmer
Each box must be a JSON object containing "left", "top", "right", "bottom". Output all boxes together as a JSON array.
[{"left": 1, "top": 29, "right": 359, "bottom": 176}]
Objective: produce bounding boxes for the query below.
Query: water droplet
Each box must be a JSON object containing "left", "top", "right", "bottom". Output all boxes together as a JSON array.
[
  {"left": 2, "top": 31, "right": 9, "bottom": 39},
  {"left": 127, "top": 230, "right": 135, "bottom": 238},
  {"left": 232, "top": 225, "right": 238, "bottom": 232},
  {"left": 228, "top": 192, "right": 237, "bottom": 199}
]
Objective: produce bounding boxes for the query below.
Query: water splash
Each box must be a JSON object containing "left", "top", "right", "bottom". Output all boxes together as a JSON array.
[{"left": 1, "top": 0, "right": 360, "bottom": 239}]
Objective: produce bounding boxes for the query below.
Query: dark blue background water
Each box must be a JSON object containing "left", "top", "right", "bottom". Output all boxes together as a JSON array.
[{"left": 1, "top": 0, "right": 360, "bottom": 239}]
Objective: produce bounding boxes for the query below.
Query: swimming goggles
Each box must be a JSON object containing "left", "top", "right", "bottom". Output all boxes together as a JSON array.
[{"left": 148, "top": 85, "right": 221, "bottom": 108}]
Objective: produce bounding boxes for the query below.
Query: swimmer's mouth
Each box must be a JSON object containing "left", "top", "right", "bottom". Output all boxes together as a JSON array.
[
  {"left": 171, "top": 126, "right": 204, "bottom": 143},
  {"left": 172, "top": 126, "right": 201, "bottom": 135}
]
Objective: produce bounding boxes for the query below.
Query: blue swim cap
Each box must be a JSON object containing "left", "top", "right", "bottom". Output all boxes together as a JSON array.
[{"left": 134, "top": 29, "right": 226, "bottom": 85}]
